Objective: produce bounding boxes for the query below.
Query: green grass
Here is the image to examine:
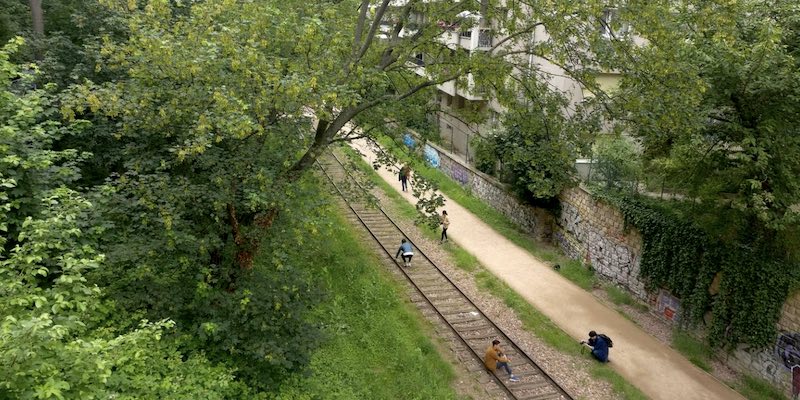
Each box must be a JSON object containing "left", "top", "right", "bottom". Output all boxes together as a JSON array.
[
  {"left": 605, "top": 285, "right": 650, "bottom": 313},
  {"left": 558, "top": 260, "right": 597, "bottom": 290},
  {"left": 606, "top": 285, "right": 636, "bottom": 306},
  {"left": 735, "top": 375, "right": 789, "bottom": 400},
  {"left": 671, "top": 331, "right": 713, "bottom": 372},
  {"left": 277, "top": 208, "right": 462, "bottom": 399},
  {"left": 451, "top": 246, "right": 480, "bottom": 272}
]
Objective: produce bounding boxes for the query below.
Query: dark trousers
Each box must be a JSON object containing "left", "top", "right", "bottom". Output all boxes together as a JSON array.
[
  {"left": 401, "top": 177, "right": 408, "bottom": 191},
  {"left": 441, "top": 228, "right": 448, "bottom": 241},
  {"left": 496, "top": 361, "right": 512, "bottom": 375}
]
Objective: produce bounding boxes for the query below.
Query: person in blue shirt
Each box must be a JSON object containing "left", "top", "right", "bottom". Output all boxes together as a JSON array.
[
  {"left": 581, "top": 330, "right": 610, "bottom": 362},
  {"left": 395, "top": 238, "right": 414, "bottom": 267}
]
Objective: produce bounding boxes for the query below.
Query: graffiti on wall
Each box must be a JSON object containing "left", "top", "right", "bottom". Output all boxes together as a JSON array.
[
  {"left": 656, "top": 290, "right": 681, "bottom": 322},
  {"left": 557, "top": 201, "right": 645, "bottom": 298},
  {"left": 424, "top": 144, "right": 440, "bottom": 168},
  {"left": 775, "top": 332, "right": 800, "bottom": 396},
  {"left": 403, "top": 133, "right": 416, "bottom": 149},
  {"left": 450, "top": 163, "right": 469, "bottom": 185},
  {"left": 777, "top": 332, "right": 800, "bottom": 370}
]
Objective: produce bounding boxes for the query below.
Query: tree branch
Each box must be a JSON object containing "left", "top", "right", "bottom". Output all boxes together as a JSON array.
[{"left": 352, "top": 0, "right": 392, "bottom": 68}]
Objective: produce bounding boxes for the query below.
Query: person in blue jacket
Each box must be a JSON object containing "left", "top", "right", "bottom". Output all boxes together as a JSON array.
[
  {"left": 395, "top": 238, "right": 414, "bottom": 267},
  {"left": 581, "top": 331, "right": 610, "bottom": 362}
]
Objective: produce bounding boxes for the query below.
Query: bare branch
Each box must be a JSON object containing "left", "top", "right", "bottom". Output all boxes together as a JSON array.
[
  {"left": 352, "top": 0, "right": 371, "bottom": 55},
  {"left": 489, "top": 22, "right": 543, "bottom": 53},
  {"left": 329, "top": 134, "right": 369, "bottom": 144},
  {"left": 352, "top": 0, "right": 392, "bottom": 67}
]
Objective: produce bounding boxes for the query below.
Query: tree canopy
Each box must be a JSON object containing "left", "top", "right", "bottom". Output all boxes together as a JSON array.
[
  {"left": 2, "top": 0, "right": 800, "bottom": 396},
  {"left": 599, "top": 0, "right": 800, "bottom": 237}
]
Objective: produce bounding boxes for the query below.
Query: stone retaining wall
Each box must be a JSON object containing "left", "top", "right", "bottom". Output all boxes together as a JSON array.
[
  {"left": 424, "top": 141, "right": 799, "bottom": 397},
  {"left": 425, "top": 142, "right": 647, "bottom": 297},
  {"left": 725, "top": 292, "right": 800, "bottom": 397},
  {"left": 430, "top": 143, "right": 551, "bottom": 239},
  {"left": 557, "top": 187, "right": 648, "bottom": 300}
]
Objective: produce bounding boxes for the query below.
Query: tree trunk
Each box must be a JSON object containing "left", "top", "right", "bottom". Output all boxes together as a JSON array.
[
  {"left": 29, "top": 0, "right": 44, "bottom": 60},
  {"left": 29, "top": 0, "right": 44, "bottom": 36},
  {"left": 289, "top": 119, "right": 330, "bottom": 178},
  {"left": 227, "top": 202, "right": 254, "bottom": 270}
]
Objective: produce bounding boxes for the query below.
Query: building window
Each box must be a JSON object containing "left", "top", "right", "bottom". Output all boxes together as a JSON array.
[
  {"left": 489, "top": 110, "right": 500, "bottom": 128},
  {"left": 478, "top": 29, "right": 493, "bottom": 48},
  {"left": 599, "top": 8, "right": 629, "bottom": 39},
  {"left": 413, "top": 53, "right": 424, "bottom": 66},
  {"left": 460, "top": 30, "right": 472, "bottom": 39}
]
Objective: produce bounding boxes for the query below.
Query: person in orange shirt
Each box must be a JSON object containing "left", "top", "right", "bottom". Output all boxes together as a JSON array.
[{"left": 484, "top": 339, "right": 520, "bottom": 382}]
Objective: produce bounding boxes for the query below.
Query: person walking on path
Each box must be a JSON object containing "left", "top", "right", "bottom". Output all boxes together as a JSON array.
[
  {"left": 484, "top": 339, "right": 520, "bottom": 382},
  {"left": 395, "top": 238, "right": 414, "bottom": 267},
  {"left": 439, "top": 210, "right": 449, "bottom": 243},
  {"left": 399, "top": 164, "right": 411, "bottom": 192},
  {"left": 581, "top": 330, "right": 611, "bottom": 363}
]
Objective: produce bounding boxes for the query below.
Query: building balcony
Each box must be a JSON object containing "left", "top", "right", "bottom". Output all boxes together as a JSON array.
[
  {"left": 459, "top": 73, "right": 484, "bottom": 100},
  {"left": 457, "top": 28, "right": 493, "bottom": 51},
  {"left": 438, "top": 79, "right": 457, "bottom": 97}
]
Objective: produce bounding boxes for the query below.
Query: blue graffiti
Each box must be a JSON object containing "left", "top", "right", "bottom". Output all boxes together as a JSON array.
[
  {"left": 424, "top": 144, "right": 440, "bottom": 168},
  {"left": 403, "top": 133, "right": 416, "bottom": 149}
]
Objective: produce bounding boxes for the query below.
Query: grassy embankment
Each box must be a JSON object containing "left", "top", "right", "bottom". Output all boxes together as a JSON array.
[
  {"left": 277, "top": 203, "right": 463, "bottom": 399},
  {"left": 367, "top": 137, "right": 787, "bottom": 400},
  {"left": 346, "top": 142, "right": 647, "bottom": 400}
]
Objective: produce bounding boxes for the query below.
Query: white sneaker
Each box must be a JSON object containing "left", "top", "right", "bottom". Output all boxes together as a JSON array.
[{"left": 509, "top": 375, "right": 519, "bottom": 382}]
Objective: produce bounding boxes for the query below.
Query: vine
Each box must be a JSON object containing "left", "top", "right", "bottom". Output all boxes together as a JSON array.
[{"left": 593, "top": 190, "right": 795, "bottom": 348}]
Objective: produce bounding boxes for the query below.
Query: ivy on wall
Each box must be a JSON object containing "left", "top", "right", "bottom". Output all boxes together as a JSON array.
[{"left": 593, "top": 191, "right": 794, "bottom": 348}]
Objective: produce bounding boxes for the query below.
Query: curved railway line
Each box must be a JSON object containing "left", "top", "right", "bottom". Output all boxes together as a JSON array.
[{"left": 318, "top": 150, "right": 573, "bottom": 400}]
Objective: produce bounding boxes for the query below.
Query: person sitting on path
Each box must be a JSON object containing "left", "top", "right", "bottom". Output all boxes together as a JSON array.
[
  {"left": 581, "top": 330, "right": 610, "bottom": 363},
  {"left": 439, "top": 210, "right": 449, "bottom": 243},
  {"left": 484, "top": 339, "right": 520, "bottom": 382},
  {"left": 395, "top": 238, "right": 414, "bottom": 267},
  {"left": 399, "top": 164, "right": 411, "bottom": 192}
]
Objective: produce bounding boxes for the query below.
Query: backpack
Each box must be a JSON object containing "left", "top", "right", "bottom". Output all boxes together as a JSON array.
[{"left": 599, "top": 334, "right": 613, "bottom": 348}]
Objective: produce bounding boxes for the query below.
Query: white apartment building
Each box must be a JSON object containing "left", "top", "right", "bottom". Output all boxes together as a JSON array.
[{"left": 396, "top": 4, "right": 627, "bottom": 163}]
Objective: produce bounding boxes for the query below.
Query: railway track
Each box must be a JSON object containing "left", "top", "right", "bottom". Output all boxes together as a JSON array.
[{"left": 317, "top": 150, "right": 573, "bottom": 400}]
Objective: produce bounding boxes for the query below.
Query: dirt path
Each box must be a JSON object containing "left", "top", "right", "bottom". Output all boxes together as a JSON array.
[{"left": 350, "top": 140, "right": 746, "bottom": 400}]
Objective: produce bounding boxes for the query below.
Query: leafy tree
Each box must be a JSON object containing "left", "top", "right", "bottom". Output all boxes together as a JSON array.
[
  {"left": 564, "top": 0, "right": 800, "bottom": 347},
  {"left": 604, "top": 0, "right": 800, "bottom": 237},
  {"left": 0, "top": 0, "right": 29, "bottom": 44},
  {"left": 486, "top": 65, "right": 597, "bottom": 202},
  {"left": 592, "top": 135, "right": 640, "bottom": 192},
  {"left": 0, "top": 39, "right": 249, "bottom": 399}
]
